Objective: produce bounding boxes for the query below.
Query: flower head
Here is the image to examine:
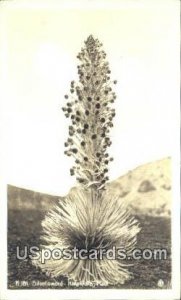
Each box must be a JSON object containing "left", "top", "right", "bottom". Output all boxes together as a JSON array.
[{"left": 62, "top": 35, "right": 118, "bottom": 191}]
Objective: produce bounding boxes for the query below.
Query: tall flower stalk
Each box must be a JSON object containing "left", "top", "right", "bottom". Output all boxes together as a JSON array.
[
  {"left": 32, "top": 35, "right": 141, "bottom": 286},
  {"left": 62, "top": 35, "right": 116, "bottom": 194}
]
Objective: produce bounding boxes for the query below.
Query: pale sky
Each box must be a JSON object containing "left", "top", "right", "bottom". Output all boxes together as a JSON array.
[{"left": 0, "top": 0, "right": 179, "bottom": 195}]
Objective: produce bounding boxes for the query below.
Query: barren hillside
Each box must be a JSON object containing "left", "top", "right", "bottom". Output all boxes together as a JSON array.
[{"left": 109, "top": 157, "right": 171, "bottom": 217}]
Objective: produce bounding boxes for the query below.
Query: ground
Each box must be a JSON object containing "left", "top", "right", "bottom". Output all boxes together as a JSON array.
[{"left": 8, "top": 209, "right": 171, "bottom": 289}]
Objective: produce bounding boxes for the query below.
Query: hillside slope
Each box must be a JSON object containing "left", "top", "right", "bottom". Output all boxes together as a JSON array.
[{"left": 108, "top": 157, "right": 171, "bottom": 217}]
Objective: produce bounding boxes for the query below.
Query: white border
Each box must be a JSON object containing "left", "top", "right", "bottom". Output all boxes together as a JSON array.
[
  {"left": 0, "top": 0, "right": 179, "bottom": 11},
  {"left": 0, "top": 0, "right": 180, "bottom": 299}
]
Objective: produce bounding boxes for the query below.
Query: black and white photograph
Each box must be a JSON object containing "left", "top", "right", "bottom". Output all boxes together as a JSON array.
[{"left": 0, "top": 1, "right": 180, "bottom": 300}]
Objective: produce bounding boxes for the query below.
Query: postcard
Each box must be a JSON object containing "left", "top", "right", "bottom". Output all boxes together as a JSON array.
[{"left": 0, "top": 1, "right": 180, "bottom": 299}]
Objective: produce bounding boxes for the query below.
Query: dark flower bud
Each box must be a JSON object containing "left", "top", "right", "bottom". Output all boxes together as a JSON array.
[
  {"left": 70, "top": 89, "right": 74, "bottom": 93},
  {"left": 67, "top": 108, "right": 72, "bottom": 113},
  {"left": 78, "top": 178, "right": 85, "bottom": 183},
  {"left": 100, "top": 118, "right": 105, "bottom": 123},
  {"left": 81, "top": 141, "right": 85, "bottom": 147},
  {"left": 70, "top": 168, "right": 74, "bottom": 176},
  {"left": 84, "top": 157, "right": 88, "bottom": 162},
  {"left": 87, "top": 97, "right": 92, "bottom": 102},
  {"left": 91, "top": 134, "right": 97, "bottom": 139},
  {"left": 85, "top": 110, "right": 89, "bottom": 116},
  {"left": 65, "top": 151, "right": 71, "bottom": 156},
  {"left": 76, "top": 117, "right": 80, "bottom": 122},
  {"left": 113, "top": 80, "right": 117, "bottom": 84},
  {"left": 78, "top": 96, "right": 82, "bottom": 101},
  {"left": 105, "top": 160, "right": 109, "bottom": 164},
  {"left": 95, "top": 103, "right": 100, "bottom": 109},
  {"left": 64, "top": 95, "right": 69, "bottom": 99},
  {"left": 82, "top": 129, "right": 86, "bottom": 134},
  {"left": 75, "top": 159, "right": 80, "bottom": 164},
  {"left": 96, "top": 97, "right": 100, "bottom": 101},
  {"left": 104, "top": 168, "right": 108, "bottom": 173},
  {"left": 84, "top": 124, "right": 89, "bottom": 129},
  {"left": 64, "top": 142, "right": 68, "bottom": 147},
  {"left": 72, "top": 148, "right": 78, "bottom": 154}
]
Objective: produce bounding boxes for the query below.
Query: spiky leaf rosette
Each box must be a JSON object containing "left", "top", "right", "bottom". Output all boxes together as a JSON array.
[
  {"left": 62, "top": 35, "right": 117, "bottom": 191},
  {"left": 32, "top": 187, "right": 141, "bottom": 285}
]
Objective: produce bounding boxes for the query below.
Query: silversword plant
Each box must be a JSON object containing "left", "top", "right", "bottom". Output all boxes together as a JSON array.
[{"left": 32, "top": 35, "right": 141, "bottom": 286}]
